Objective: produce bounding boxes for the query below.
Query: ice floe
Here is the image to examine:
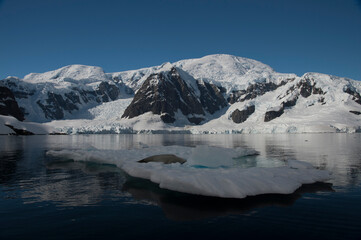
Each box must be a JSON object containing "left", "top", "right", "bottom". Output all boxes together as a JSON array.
[{"left": 46, "top": 145, "right": 331, "bottom": 199}]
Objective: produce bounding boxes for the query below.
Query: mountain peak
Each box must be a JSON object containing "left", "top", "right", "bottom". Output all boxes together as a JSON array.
[
  {"left": 172, "top": 54, "right": 295, "bottom": 93},
  {"left": 174, "top": 54, "right": 273, "bottom": 75},
  {"left": 24, "top": 64, "right": 107, "bottom": 83}
]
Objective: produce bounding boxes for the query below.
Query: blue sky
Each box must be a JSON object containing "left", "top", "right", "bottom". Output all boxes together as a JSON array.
[{"left": 0, "top": 0, "right": 360, "bottom": 80}]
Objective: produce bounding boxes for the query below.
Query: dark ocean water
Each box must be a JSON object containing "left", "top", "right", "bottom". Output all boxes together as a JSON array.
[{"left": 0, "top": 134, "right": 360, "bottom": 240}]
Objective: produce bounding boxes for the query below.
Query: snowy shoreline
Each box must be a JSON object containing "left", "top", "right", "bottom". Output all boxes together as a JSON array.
[{"left": 1, "top": 114, "right": 361, "bottom": 135}]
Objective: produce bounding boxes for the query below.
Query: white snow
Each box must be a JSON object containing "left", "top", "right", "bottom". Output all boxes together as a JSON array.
[
  {"left": 174, "top": 54, "right": 297, "bottom": 93},
  {"left": 4, "top": 67, "right": 132, "bottom": 122},
  {"left": 46, "top": 145, "right": 331, "bottom": 199},
  {"left": 107, "top": 54, "right": 296, "bottom": 94},
  {"left": 108, "top": 62, "right": 173, "bottom": 91},
  {"left": 0, "top": 115, "right": 56, "bottom": 135},
  {"left": 82, "top": 98, "right": 133, "bottom": 120},
  {"left": 24, "top": 65, "right": 108, "bottom": 83}
]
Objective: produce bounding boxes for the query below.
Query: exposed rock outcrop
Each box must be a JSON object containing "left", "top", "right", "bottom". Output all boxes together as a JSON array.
[
  {"left": 282, "top": 95, "right": 298, "bottom": 108},
  {"left": 2, "top": 76, "right": 125, "bottom": 121},
  {"left": 37, "top": 92, "right": 79, "bottom": 119},
  {"left": 36, "top": 81, "right": 122, "bottom": 120},
  {"left": 231, "top": 105, "right": 255, "bottom": 124},
  {"left": 122, "top": 67, "right": 204, "bottom": 124},
  {"left": 122, "top": 67, "right": 227, "bottom": 124},
  {"left": 5, "top": 124, "right": 34, "bottom": 135},
  {"left": 344, "top": 86, "right": 361, "bottom": 105},
  {"left": 96, "top": 81, "right": 120, "bottom": 102},
  {"left": 0, "top": 86, "right": 25, "bottom": 121},
  {"left": 197, "top": 80, "right": 227, "bottom": 114},
  {"left": 297, "top": 77, "right": 324, "bottom": 98},
  {"left": 1, "top": 77, "right": 35, "bottom": 99},
  {"left": 350, "top": 110, "right": 361, "bottom": 115},
  {"left": 264, "top": 107, "right": 284, "bottom": 122},
  {"left": 228, "top": 80, "right": 290, "bottom": 104}
]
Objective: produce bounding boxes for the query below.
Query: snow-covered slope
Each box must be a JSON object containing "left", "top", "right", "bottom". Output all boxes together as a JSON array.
[
  {"left": 24, "top": 64, "right": 108, "bottom": 84},
  {"left": 108, "top": 54, "right": 296, "bottom": 93},
  {"left": 1, "top": 54, "right": 361, "bottom": 133},
  {"left": 2, "top": 65, "right": 133, "bottom": 122},
  {"left": 192, "top": 72, "right": 361, "bottom": 133},
  {"left": 0, "top": 115, "right": 56, "bottom": 135},
  {"left": 174, "top": 54, "right": 297, "bottom": 93}
]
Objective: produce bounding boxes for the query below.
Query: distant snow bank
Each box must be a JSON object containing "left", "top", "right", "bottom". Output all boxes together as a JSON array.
[
  {"left": 45, "top": 116, "right": 361, "bottom": 134},
  {"left": 46, "top": 145, "right": 331, "bottom": 199},
  {"left": 0, "top": 115, "right": 56, "bottom": 135}
]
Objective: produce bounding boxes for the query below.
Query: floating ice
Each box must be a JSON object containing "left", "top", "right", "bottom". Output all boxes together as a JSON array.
[
  {"left": 187, "top": 145, "right": 260, "bottom": 168},
  {"left": 46, "top": 145, "right": 331, "bottom": 199}
]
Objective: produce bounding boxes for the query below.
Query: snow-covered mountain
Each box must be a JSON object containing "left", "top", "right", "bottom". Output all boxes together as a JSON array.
[
  {"left": 1, "top": 54, "right": 361, "bottom": 134},
  {"left": 1, "top": 65, "right": 133, "bottom": 122}
]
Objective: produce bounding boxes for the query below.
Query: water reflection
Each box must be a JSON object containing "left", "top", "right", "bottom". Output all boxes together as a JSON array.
[
  {"left": 21, "top": 158, "right": 334, "bottom": 221},
  {"left": 123, "top": 177, "right": 334, "bottom": 221},
  {"left": 0, "top": 134, "right": 360, "bottom": 221},
  {"left": 0, "top": 150, "right": 21, "bottom": 184},
  {"left": 20, "top": 161, "right": 128, "bottom": 207}
]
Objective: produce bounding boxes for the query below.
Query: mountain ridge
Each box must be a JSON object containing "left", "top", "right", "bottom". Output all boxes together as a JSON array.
[{"left": 1, "top": 54, "right": 360, "bottom": 134}]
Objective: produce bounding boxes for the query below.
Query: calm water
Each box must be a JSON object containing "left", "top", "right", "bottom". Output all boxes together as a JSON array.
[{"left": 0, "top": 134, "right": 360, "bottom": 240}]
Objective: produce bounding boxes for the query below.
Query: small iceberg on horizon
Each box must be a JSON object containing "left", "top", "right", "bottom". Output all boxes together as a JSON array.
[{"left": 46, "top": 145, "right": 331, "bottom": 199}]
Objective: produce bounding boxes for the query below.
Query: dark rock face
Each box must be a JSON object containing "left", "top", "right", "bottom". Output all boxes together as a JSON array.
[
  {"left": 264, "top": 93, "right": 298, "bottom": 122},
  {"left": 4, "top": 124, "right": 34, "bottom": 135},
  {"left": 231, "top": 105, "right": 255, "bottom": 124},
  {"left": 36, "top": 82, "right": 121, "bottom": 120},
  {"left": 2, "top": 76, "right": 124, "bottom": 121},
  {"left": 297, "top": 77, "right": 324, "bottom": 98},
  {"left": 344, "top": 87, "right": 361, "bottom": 105},
  {"left": 187, "top": 117, "right": 204, "bottom": 125},
  {"left": 282, "top": 95, "right": 298, "bottom": 108},
  {"left": 96, "top": 81, "right": 120, "bottom": 102},
  {"left": 264, "top": 107, "right": 284, "bottom": 122},
  {"left": 350, "top": 110, "right": 361, "bottom": 115},
  {"left": 1, "top": 77, "right": 35, "bottom": 99},
  {"left": 160, "top": 114, "right": 176, "bottom": 123},
  {"left": 197, "top": 80, "right": 227, "bottom": 114},
  {"left": 122, "top": 67, "right": 227, "bottom": 124},
  {"left": 0, "top": 86, "right": 25, "bottom": 121},
  {"left": 37, "top": 92, "right": 79, "bottom": 119},
  {"left": 70, "top": 87, "right": 100, "bottom": 104},
  {"left": 318, "top": 97, "right": 326, "bottom": 105},
  {"left": 228, "top": 80, "right": 290, "bottom": 104},
  {"left": 122, "top": 68, "right": 204, "bottom": 123}
]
